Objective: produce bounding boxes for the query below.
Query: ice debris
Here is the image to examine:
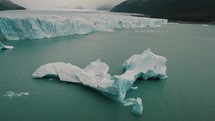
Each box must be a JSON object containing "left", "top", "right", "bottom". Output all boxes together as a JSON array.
[
  {"left": 0, "top": 10, "right": 167, "bottom": 40},
  {"left": 32, "top": 49, "right": 167, "bottom": 115},
  {"left": 4, "top": 91, "right": 29, "bottom": 98},
  {"left": 0, "top": 42, "right": 14, "bottom": 50},
  {"left": 124, "top": 98, "right": 143, "bottom": 115}
]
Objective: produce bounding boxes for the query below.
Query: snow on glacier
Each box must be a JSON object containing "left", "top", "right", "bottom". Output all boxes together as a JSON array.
[
  {"left": 32, "top": 49, "right": 168, "bottom": 115},
  {"left": 0, "top": 42, "right": 14, "bottom": 50},
  {"left": 0, "top": 10, "right": 167, "bottom": 40}
]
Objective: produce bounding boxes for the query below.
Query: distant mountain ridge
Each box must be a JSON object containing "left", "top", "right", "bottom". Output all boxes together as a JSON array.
[
  {"left": 111, "top": 0, "right": 215, "bottom": 22},
  {"left": 96, "top": 4, "right": 115, "bottom": 11},
  {"left": 0, "top": 0, "right": 25, "bottom": 11}
]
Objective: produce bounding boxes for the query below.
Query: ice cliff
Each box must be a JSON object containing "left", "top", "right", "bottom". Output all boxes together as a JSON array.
[
  {"left": 0, "top": 10, "right": 168, "bottom": 40},
  {"left": 33, "top": 49, "right": 167, "bottom": 115},
  {"left": 0, "top": 42, "right": 14, "bottom": 50}
]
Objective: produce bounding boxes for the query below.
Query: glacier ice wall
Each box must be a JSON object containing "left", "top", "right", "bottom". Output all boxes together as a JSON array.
[
  {"left": 0, "top": 10, "right": 167, "bottom": 40},
  {"left": 32, "top": 49, "right": 167, "bottom": 115}
]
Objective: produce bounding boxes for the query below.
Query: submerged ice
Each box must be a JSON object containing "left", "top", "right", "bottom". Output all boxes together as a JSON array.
[
  {"left": 33, "top": 49, "right": 168, "bottom": 115},
  {"left": 0, "top": 10, "right": 167, "bottom": 40}
]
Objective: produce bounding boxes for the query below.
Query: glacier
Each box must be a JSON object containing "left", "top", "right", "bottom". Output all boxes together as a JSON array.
[
  {"left": 33, "top": 49, "right": 167, "bottom": 115},
  {"left": 0, "top": 10, "right": 168, "bottom": 40},
  {"left": 0, "top": 42, "right": 14, "bottom": 50}
]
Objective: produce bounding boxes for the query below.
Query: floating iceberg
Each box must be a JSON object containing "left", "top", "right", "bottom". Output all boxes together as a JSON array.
[
  {"left": 122, "top": 49, "right": 167, "bottom": 80},
  {"left": 33, "top": 49, "right": 168, "bottom": 115},
  {"left": 0, "top": 10, "right": 167, "bottom": 40},
  {"left": 0, "top": 42, "right": 14, "bottom": 50}
]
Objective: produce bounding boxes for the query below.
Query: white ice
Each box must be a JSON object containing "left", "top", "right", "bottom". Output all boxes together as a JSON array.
[
  {"left": 32, "top": 49, "right": 168, "bottom": 115},
  {"left": 121, "top": 49, "right": 167, "bottom": 80},
  {"left": 4, "top": 91, "right": 29, "bottom": 98},
  {"left": 0, "top": 42, "right": 14, "bottom": 50},
  {"left": 0, "top": 10, "right": 167, "bottom": 40}
]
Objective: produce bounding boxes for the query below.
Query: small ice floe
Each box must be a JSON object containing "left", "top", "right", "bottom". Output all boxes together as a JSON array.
[
  {"left": 134, "top": 29, "right": 155, "bottom": 33},
  {"left": 3, "top": 91, "right": 29, "bottom": 98},
  {"left": 135, "top": 29, "right": 168, "bottom": 33},
  {"left": 0, "top": 42, "right": 14, "bottom": 50},
  {"left": 202, "top": 24, "right": 209, "bottom": 27},
  {"left": 152, "top": 25, "right": 161, "bottom": 27},
  {"left": 123, "top": 98, "right": 143, "bottom": 115},
  {"left": 131, "top": 86, "right": 138, "bottom": 90},
  {"left": 168, "top": 22, "right": 179, "bottom": 25}
]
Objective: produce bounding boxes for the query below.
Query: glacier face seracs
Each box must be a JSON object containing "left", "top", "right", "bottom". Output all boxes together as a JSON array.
[
  {"left": 33, "top": 49, "right": 168, "bottom": 115},
  {"left": 0, "top": 10, "right": 167, "bottom": 40}
]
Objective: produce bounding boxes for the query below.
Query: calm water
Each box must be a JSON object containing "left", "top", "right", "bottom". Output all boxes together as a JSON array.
[{"left": 0, "top": 24, "right": 215, "bottom": 121}]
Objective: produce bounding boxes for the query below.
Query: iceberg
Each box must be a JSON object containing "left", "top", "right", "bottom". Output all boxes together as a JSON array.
[
  {"left": 0, "top": 10, "right": 168, "bottom": 40},
  {"left": 32, "top": 49, "right": 168, "bottom": 115},
  {"left": 0, "top": 42, "right": 14, "bottom": 50},
  {"left": 122, "top": 49, "right": 167, "bottom": 80}
]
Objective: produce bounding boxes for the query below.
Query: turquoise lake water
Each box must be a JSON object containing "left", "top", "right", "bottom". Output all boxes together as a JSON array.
[{"left": 0, "top": 23, "right": 215, "bottom": 121}]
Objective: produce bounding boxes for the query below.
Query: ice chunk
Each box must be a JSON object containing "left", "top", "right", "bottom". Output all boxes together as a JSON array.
[
  {"left": 33, "top": 60, "right": 114, "bottom": 92},
  {"left": 131, "top": 86, "right": 138, "bottom": 90},
  {"left": 32, "top": 49, "right": 167, "bottom": 115},
  {"left": 0, "top": 10, "right": 167, "bottom": 40},
  {"left": 0, "top": 42, "right": 14, "bottom": 50},
  {"left": 124, "top": 98, "right": 143, "bottom": 115},
  {"left": 132, "top": 98, "right": 143, "bottom": 115},
  {"left": 122, "top": 49, "right": 167, "bottom": 80}
]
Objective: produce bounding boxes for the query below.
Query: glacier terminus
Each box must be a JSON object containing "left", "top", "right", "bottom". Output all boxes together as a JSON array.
[{"left": 0, "top": 10, "right": 167, "bottom": 40}]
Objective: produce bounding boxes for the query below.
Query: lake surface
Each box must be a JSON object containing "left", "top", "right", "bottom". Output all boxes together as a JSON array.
[{"left": 0, "top": 23, "right": 215, "bottom": 121}]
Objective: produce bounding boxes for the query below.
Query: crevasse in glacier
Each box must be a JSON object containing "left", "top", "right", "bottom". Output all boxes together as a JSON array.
[
  {"left": 32, "top": 49, "right": 168, "bottom": 115},
  {"left": 0, "top": 10, "right": 168, "bottom": 40},
  {"left": 0, "top": 42, "right": 14, "bottom": 50}
]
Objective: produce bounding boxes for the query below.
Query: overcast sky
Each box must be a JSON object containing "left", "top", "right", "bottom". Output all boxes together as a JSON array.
[{"left": 10, "top": 0, "right": 124, "bottom": 10}]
